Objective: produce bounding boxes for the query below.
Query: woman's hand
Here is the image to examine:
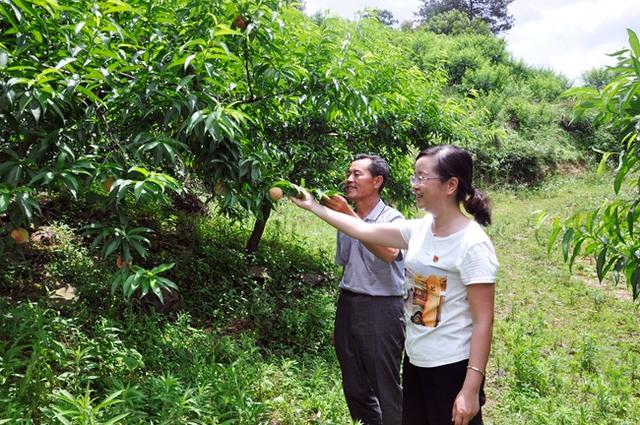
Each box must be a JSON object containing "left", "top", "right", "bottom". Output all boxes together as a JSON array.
[{"left": 451, "top": 388, "right": 480, "bottom": 425}]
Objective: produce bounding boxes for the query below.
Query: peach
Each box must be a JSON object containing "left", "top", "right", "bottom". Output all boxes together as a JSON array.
[
  {"left": 103, "top": 178, "right": 114, "bottom": 192},
  {"left": 268, "top": 187, "right": 283, "bottom": 201},
  {"left": 10, "top": 227, "right": 29, "bottom": 244}
]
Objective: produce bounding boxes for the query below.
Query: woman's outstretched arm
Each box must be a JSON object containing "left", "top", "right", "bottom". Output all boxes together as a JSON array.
[{"left": 291, "top": 191, "right": 408, "bottom": 250}]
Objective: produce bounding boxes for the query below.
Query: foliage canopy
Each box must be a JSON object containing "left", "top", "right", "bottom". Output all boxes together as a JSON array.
[
  {"left": 0, "top": 0, "right": 598, "bottom": 300},
  {"left": 0, "top": 0, "right": 481, "bottom": 296},
  {"left": 416, "top": 0, "right": 515, "bottom": 34}
]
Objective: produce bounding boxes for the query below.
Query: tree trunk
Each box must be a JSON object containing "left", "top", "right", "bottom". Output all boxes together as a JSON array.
[
  {"left": 245, "top": 200, "right": 272, "bottom": 253},
  {"left": 467, "top": 0, "right": 475, "bottom": 20}
]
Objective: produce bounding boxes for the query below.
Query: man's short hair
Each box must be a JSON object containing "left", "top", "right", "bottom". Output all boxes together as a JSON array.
[{"left": 354, "top": 154, "right": 390, "bottom": 192}]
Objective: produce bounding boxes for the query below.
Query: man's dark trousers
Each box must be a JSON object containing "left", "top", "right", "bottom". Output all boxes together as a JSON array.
[{"left": 334, "top": 289, "right": 405, "bottom": 425}]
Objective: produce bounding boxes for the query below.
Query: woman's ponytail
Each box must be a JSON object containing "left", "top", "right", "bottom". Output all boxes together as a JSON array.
[{"left": 463, "top": 188, "right": 491, "bottom": 226}]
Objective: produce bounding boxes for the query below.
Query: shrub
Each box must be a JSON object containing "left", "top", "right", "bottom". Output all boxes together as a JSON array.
[
  {"left": 527, "top": 70, "right": 571, "bottom": 102},
  {"left": 463, "top": 63, "right": 511, "bottom": 92}
]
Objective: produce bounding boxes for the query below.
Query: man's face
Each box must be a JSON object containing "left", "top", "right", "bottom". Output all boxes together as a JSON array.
[{"left": 344, "top": 159, "right": 382, "bottom": 201}]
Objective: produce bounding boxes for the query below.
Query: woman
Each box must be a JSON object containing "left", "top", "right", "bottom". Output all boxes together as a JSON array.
[{"left": 292, "top": 145, "right": 498, "bottom": 425}]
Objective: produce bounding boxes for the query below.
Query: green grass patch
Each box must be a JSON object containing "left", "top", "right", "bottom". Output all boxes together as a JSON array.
[{"left": 1, "top": 171, "right": 639, "bottom": 424}]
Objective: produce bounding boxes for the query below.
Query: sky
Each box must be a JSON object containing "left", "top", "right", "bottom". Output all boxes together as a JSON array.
[{"left": 303, "top": 0, "right": 640, "bottom": 82}]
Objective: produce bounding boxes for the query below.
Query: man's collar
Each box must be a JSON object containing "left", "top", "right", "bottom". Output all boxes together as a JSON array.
[{"left": 363, "top": 198, "right": 386, "bottom": 222}]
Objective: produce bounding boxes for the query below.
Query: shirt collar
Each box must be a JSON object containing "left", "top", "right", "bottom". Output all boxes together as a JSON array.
[{"left": 364, "top": 199, "right": 386, "bottom": 222}]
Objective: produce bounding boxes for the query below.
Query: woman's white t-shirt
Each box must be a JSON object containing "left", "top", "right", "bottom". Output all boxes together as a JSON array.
[{"left": 399, "top": 214, "right": 499, "bottom": 368}]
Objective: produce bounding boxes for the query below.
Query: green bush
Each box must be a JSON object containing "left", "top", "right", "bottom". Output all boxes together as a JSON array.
[
  {"left": 463, "top": 63, "right": 511, "bottom": 92},
  {"left": 471, "top": 130, "right": 581, "bottom": 183},
  {"left": 527, "top": 70, "right": 571, "bottom": 102}
]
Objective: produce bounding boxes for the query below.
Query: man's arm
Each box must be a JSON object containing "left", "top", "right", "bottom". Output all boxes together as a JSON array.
[
  {"left": 323, "top": 195, "right": 401, "bottom": 263},
  {"left": 363, "top": 242, "right": 401, "bottom": 263}
]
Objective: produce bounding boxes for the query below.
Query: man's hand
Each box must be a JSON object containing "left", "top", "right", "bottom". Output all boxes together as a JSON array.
[
  {"left": 289, "top": 188, "right": 317, "bottom": 211},
  {"left": 322, "top": 195, "right": 357, "bottom": 217}
]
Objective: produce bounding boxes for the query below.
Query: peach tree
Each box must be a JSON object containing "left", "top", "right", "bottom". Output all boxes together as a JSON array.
[
  {"left": 542, "top": 29, "right": 640, "bottom": 300},
  {"left": 0, "top": 0, "right": 272, "bottom": 299},
  {"left": 0, "top": 0, "right": 474, "bottom": 299}
]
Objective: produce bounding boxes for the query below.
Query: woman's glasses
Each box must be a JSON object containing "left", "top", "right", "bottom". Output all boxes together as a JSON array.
[{"left": 410, "top": 174, "right": 441, "bottom": 185}]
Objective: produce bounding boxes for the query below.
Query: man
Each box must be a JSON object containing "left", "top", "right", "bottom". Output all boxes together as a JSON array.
[{"left": 323, "top": 154, "right": 405, "bottom": 425}]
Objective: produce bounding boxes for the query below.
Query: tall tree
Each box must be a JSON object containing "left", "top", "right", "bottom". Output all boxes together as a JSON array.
[
  {"left": 416, "top": 0, "right": 515, "bottom": 34},
  {"left": 362, "top": 8, "right": 398, "bottom": 27},
  {"left": 422, "top": 9, "right": 491, "bottom": 35}
]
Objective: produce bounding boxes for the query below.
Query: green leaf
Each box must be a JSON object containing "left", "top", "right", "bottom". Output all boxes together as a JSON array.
[
  {"left": 561, "top": 228, "right": 574, "bottom": 262},
  {"left": 115, "top": 180, "right": 131, "bottom": 202},
  {"left": 129, "top": 234, "right": 150, "bottom": 245},
  {"left": 595, "top": 248, "right": 607, "bottom": 281},
  {"left": 122, "top": 243, "right": 131, "bottom": 263},
  {"left": 133, "top": 181, "right": 145, "bottom": 201},
  {"left": 184, "top": 54, "right": 196, "bottom": 72},
  {"left": 25, "top": 195, "right": 41, "bottom": 215},
  {"left": 627, "top": 29, "right": 640, "bottom": 59},
  {"left": 7, "top": 164, "right": 23, "bottom": 186},
  {"left": 121, "top": 354, "right": 140, "bottom": 371},
  {"left": 631, "top": 268, "right": 640, "bottom": 301},
  {"left": 29, "top": 169, "right": 56, "bottom": 186},
  {"left": 103, "top": 239, "right": 120, "bottom": 259},
  {"left": 0, "top": 193, "right": 10, "bottom": 213},
  {"left": 52, "top": 414, "right": 72, "bottom": 425},
  {"left": 111, "top": 272, "right": 124, "bottom": 294},
  {"left": 531, "top": 210, "right": 548, "bottom": 229},
  {"left": 60, "top": 173, "right": 79, "bottom": 198},
  {"left": 151, "top": 282, "right": 164, "bottom": 303},
  {"left": 177, "top": 74, "right": 195, "bottom": 92},
  {"left": 179, "top": 38, "right": 207, "bottom": 52},
  {"left": 547, "top": 218, "right": 562, "bottom": 255},
  {"left": 0, "top": 51, "right": 8, "bottom": 69},
  {"left": 128, "top": 166, "right": 149, "bottom": 178},
  {"left": 613, "top": 152, "right": 635, "bottom": 194},
  {"left": 123, "top": 273, "right": 136, "bottom": 297},
  {"left": 74, "top": 21, "right": 85, "bottom": 34},
  {"left": 156, "top": 276, "right": 178, "bottom": 290},
  {"left": 103, "top": 413, "right": 130, "bottom": 425},
  {"left": 627, "top": 201, "right": 640, "bottom": 238},
  {"left": 150, "top": 262, "right": 175, "bottom": 274},
  {"left": 596, "top": 152, "right": 612, "bottom": 175},
  {"left": 17, "top": 193, "right": 33, "bottom": 222},
  {"left": 96, "top": 390, "right": 125, "bottom": 409},
  {"left": 129, "top": 226, "right": 153, "bottom": 235},
  {"left": 213, "top": 26, "right": 238, "bottom": 37},
  {"left": 568, "top": 238, "right": 584, "bottom": 272},
  {"left": 602, "top": 254, "right": 620, "bottom": 281},
  {"left": 55, "top": 57, "right": 76, "bottom": 70},
  {"left": 129, "top": 239, "right": 147, "bottom": 258}
]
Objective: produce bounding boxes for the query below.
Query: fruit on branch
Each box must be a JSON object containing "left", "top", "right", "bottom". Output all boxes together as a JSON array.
[
  {"left": 103, "top": 178, "right": 114, "bottom": 192},
  {"left": 233, "top": 15, "right": 248, "bottom": 30},
  {"left": 10, "top": 227, "right": 29, "bottom": 244},
  {"left": 268, "top": 187, "right": 283, "bottom": 201}
]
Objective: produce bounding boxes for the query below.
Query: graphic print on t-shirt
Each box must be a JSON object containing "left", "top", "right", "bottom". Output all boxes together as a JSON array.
[{"left": 404, "top": 269, "right": 447, "bottom": 328}]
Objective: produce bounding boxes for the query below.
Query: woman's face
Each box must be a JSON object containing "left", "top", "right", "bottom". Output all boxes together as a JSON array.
[{"left": 412, "top": 156, "right": 447, "bottom": 211}]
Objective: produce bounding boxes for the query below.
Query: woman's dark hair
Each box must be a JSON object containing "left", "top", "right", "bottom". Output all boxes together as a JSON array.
[
  {"left": 354, "top": 153, "right": 390, "bottom": 192},
  {"left": 416, "top": 145, "right": 491, "bottom": 226}
]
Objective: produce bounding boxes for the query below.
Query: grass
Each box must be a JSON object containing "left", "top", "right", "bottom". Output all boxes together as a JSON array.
[
  {"left": 1, "top": 170, "right": 639, "bottom": 424},
  {"left": 486, "top": 171, "right": 640, "bottom": 424}
]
